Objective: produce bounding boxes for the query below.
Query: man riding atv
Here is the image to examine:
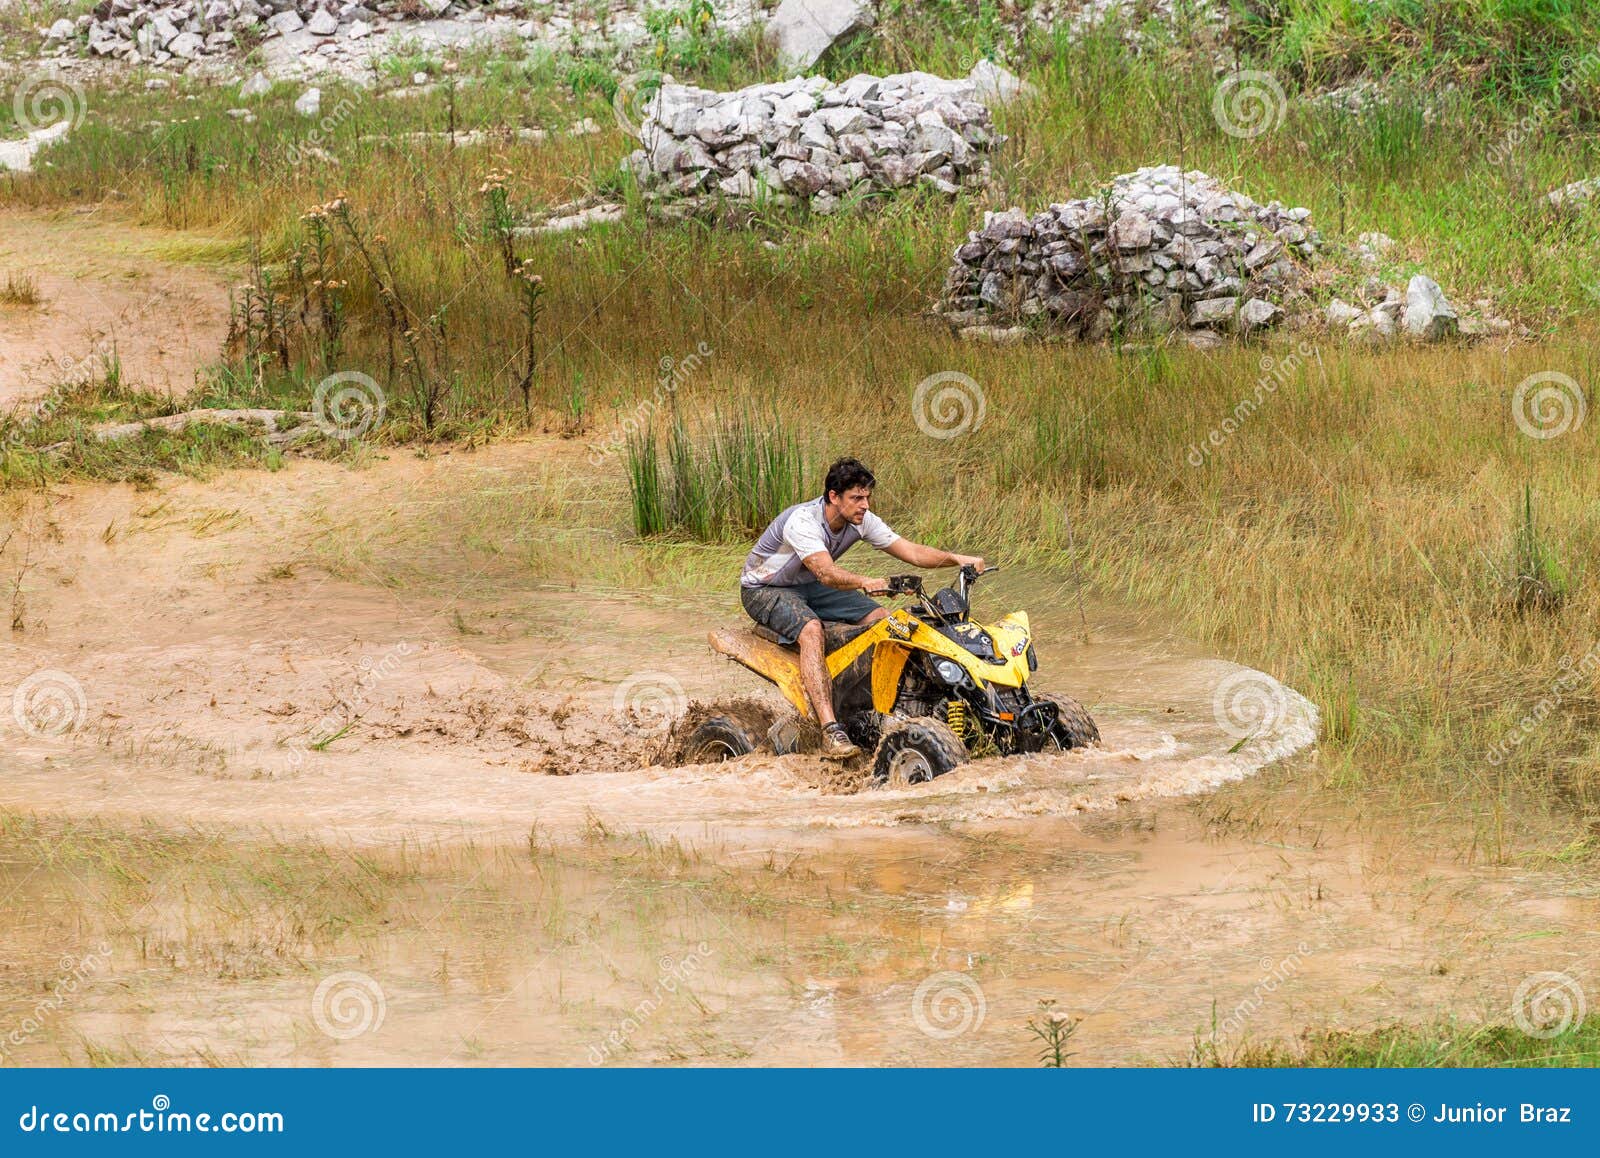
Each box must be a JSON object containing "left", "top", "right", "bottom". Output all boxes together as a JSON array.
[{"left": 741, "top": 457, "right": 985, "bottom": 759}]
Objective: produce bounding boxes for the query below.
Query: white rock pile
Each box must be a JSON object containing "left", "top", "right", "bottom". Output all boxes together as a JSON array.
[
  {"left": 937, "top": 165, "right": 1320, "bottom": 340},
  {"left": 626, "top": 68, "right": 1005, "bottom": 214}
]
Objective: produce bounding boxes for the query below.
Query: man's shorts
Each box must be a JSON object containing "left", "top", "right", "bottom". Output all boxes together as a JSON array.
[{"left": 741, "top": 581, "right": 881, "bottom": 645}]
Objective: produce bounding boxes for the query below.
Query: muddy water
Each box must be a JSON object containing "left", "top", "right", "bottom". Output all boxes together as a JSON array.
[
  {"left": 0, "top": 446, "right": 1314, "bottom": 842},
  {"left": 3, "top": 809, "right": 1596, "bottom": 1067},
  {"left": 2, "top": 445, "right": 1591, "bottom": 1066}
]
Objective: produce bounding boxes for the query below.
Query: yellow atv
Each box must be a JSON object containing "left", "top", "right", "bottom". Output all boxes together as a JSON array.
[{"left": 692, "top": 565, "right": 1099, "bottom": 785}]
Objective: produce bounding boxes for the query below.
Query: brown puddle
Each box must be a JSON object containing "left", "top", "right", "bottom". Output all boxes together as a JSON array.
[
  {"left": 0, "top": 443, "right": 1314, "bottom": 842},
  {"left": 2, "top": 807, "right": 1596, "bottom": 1066},
  {"left": 0, "top": 442, "right": 1591, "bottom": 1066}
]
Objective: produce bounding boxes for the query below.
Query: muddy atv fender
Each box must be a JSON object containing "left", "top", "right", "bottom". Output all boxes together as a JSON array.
[{"left": 871, "top": 717, "right": 968, "bottom": 786}]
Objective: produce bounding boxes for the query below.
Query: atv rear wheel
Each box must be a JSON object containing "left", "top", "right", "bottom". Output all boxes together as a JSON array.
[
  {"left": 872, "top": 718, "right": 968, "bottom": 787},
  {"left": 678, "top": 715, "right": 764, "bottom": 763},
  {"left": 1039, "top": 693, "right": 1100, "bottom": 750}
]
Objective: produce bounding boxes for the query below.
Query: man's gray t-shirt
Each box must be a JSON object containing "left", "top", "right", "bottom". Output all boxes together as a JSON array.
[{"left": 740, "top": 497, "right": 899, "bottom": 588}]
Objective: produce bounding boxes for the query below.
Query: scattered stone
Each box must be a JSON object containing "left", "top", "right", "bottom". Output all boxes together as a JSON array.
[
  {"left": 966, "top": 59, "right": 1035, "bottom": 106},
  {"left": 1546, "top": 177, "right": 1600, "bottom": 214},
  {"left": 306, "top": 7, "right": 339, "bottom": 34},
  {"left": 240, "top": 71, "right": 272, "bottom": 98},
  {"left": 294, "top": 87, "right": 322, "bottom": 117},
  {"left": 46, "top": 17, "right": 75, "bottom": 40},
  {"left": 768, "top": 0, "right": 873, "bottom": 70},
  {"left": 266, "top": 9, "right": 305, "bottom": 34},
  {"left": 1401, "top": 274, "right": 1457, "bottom": 340}
]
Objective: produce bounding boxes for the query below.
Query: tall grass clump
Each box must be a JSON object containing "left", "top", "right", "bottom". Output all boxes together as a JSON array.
[{"left": 626, "top": 409, "right": 808, "bottom": 541}]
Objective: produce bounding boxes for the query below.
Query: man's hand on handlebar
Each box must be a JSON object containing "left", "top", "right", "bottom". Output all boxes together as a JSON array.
[
  {"left": 861, "top": 577, "right": 891, "bottom": 596},
  {"left": 952, "top": 554, "right": 986, "bottom": 572}
]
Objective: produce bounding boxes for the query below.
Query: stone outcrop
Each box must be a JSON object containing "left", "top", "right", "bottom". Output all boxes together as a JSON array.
[
  {"left": 626, "top": 68, "right": 1010, "bottom": 214},
  {"left": 936, "top": 165, "right": 1319, "bottom": 340}
]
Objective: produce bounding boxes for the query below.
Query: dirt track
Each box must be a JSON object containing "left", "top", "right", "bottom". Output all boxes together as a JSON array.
[{"left": 0, "top": 210, "right": 232, "bottom": 406}]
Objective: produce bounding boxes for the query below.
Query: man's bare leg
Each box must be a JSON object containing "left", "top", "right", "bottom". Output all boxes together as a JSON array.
[{"left": 797, "top": 620, "right": 836, "bottom": 727}]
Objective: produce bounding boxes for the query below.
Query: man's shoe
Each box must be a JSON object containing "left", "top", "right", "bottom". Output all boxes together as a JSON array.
[{"left": 820, "top": 722, "right": 860, "bottom": 760}]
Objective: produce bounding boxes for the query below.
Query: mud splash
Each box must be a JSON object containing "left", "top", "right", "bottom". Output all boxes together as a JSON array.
[{"left": 0, "top": 443, "right": 1316, "bottom": 843}]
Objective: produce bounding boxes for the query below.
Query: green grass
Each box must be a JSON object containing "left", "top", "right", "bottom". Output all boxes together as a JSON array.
[{"left": 1201, "top": 1016, "right": 1600, "bottom": 1067}]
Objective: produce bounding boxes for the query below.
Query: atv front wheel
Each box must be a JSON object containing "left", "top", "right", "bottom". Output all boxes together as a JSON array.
[
  {"left": 1039, "top": 693, "right": 1100, "bottom": 750},
  {"left": 872, "top": 718, "right": 968, "bottom": 787},
  {"left": 677, "top": 714, "right": 764, "bottom": 762}
]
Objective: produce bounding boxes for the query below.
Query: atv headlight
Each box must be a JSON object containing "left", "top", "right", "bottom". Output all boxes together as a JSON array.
[
  {"left": 1025, "top": 643, "right": 1037, "bottom": 672},
  {"left": 933, "top": 659, "right": 966, "bottom": 686}
]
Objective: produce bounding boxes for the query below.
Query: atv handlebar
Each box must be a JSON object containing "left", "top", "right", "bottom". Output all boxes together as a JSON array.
[{"left": 885, "top": 574, "right": 924, "bottom": 596}]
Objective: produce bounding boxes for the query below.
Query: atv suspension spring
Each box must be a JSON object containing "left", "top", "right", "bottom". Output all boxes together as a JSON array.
[{"left": 944, "top": 698, "right": 973, "bottom": 741}]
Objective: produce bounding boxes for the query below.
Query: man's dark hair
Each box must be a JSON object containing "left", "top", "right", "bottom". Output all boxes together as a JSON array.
[{"left": 824, "top": 457, "right": 876, "bottom": 502}]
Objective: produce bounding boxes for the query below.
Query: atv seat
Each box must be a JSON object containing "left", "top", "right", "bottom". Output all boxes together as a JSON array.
[{"left": 752, "top": 620, "right": 874, "bottom": 653}]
